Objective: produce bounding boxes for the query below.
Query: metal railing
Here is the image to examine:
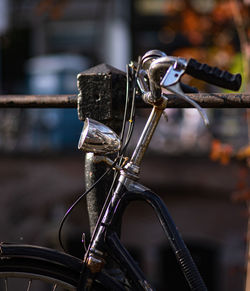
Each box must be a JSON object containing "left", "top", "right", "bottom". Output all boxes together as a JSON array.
[{"left": 1, "top": 63, "right": 249, "bottom": 238}]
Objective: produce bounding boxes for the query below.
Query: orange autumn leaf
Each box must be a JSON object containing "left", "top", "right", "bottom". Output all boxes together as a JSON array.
[
  {"left": 210, "top": 139, "right": 233, "bottom": 165},
  {"left": 236, "top": 145, "right": 250, "bottom": 160},
  {"left": 232, "top": 189, "right": 250, "bottom": 202},
  {"left": 210, "top": 139, "right": 222, "bottom": 161}
]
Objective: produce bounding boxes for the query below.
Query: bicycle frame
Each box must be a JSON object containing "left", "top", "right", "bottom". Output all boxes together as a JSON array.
[
  {"left": 0, "top": 49, "right": 242, "bottom": 291},
  {"left": 81, "top": 99, "right": 207, "bottom": 290}
]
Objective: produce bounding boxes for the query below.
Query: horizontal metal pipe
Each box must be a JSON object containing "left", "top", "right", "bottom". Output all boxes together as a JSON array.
[
  {"left": 0, "top": 93, "right": 250, "bottom": 108},
  {"left": 166, "top": 93, "right": 250, "bottom": 108},
  {"left": 0, "top": 95, "right": 77, "bottom": 108}
]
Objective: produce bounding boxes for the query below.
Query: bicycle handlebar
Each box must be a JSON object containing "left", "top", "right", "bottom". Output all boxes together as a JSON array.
[
  {"left": 140, "top": 50, "right": 242, "bottom": 94},
  {"left": 185, "top": 58, "right": 242, "bottom": 91},
  {"left": 136, "top": 49, "right": 242, "bottom": 126}
]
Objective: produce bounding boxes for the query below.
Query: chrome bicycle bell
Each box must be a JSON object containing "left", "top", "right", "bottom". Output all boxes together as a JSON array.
[{"left": 78, "top": 118, "right": 121, "bottom": 155}]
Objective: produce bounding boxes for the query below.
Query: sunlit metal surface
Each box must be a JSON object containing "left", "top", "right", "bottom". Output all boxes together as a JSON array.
[{"left": 78, "top": 118, "right": 121, "bottom": 154}]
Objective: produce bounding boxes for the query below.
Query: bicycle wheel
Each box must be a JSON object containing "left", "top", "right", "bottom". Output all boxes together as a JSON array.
[{"left": 0, "top": 244, "right": 125, "bottom": 290}]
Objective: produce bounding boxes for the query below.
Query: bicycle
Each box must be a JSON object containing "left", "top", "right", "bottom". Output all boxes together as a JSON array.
[{"left": 0, "top": 50, "right": 242, "bottom": 290}]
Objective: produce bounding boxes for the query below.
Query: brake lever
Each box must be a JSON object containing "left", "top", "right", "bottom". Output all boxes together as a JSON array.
[{"left": 160, "top": 60, "right": 209, "bottom": 127}]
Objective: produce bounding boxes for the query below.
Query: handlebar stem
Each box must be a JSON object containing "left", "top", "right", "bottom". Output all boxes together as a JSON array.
[{"left": 129, "top": 97, "right": 167, "bottom": 170}]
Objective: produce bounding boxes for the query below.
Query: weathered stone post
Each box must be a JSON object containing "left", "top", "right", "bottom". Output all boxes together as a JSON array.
[{"left": 77, "top": 63, "right": 126, "bottom": 235}]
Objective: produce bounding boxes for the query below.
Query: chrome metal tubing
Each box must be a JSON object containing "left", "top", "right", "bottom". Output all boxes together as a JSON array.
[
  {"left": 130, "top": 102, "right": 166, "bottom": 168},
  {"left": 146, "top": 56, "right": 187, "bottom": 102},
  {"left": 148, "top": 56, "right": 187, "bottom": 86}
]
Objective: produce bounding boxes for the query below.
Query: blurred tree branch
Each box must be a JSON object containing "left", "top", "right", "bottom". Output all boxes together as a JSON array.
[
  {"left": 230, "top": 0, "right": 250, "bottom": 89},
  {"left": 230, "top": 1, "right": 250, "bottom": 290}
]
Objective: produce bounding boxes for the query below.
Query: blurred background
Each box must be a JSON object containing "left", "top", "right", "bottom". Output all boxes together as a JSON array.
[{"left": 0, "top": 0, "right": 250, "bottom": 290}]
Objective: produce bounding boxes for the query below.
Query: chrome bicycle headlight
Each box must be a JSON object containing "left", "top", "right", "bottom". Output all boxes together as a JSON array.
[{"left": 78, "top": 118, "right": 121, "bottom": 155}]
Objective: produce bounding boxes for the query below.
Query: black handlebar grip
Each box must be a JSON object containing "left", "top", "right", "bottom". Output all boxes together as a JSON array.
[{"left": 186, "top": 58, "right": 242, "bottom": 91}]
